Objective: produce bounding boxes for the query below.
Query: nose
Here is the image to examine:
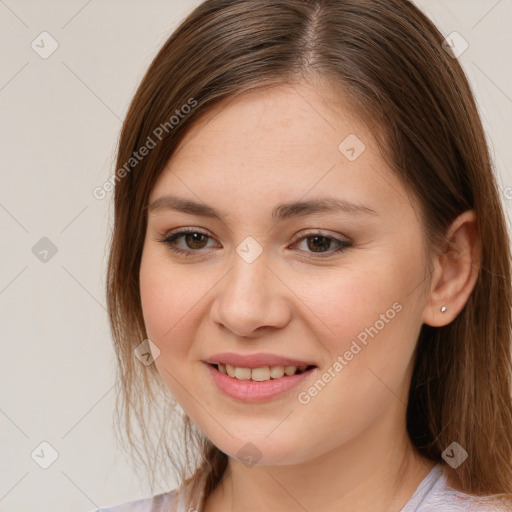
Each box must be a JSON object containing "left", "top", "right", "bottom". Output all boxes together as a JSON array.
[{"left": 209, "top": 253, "right": 292, "bottom": 338}]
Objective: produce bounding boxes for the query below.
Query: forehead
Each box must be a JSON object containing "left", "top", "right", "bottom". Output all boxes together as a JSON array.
[
  {"left": 150, "top": 83, "right": 411, "bottom": 219},
  {"left": 169, "top": 83, "right": 363, "bottom": 173}
]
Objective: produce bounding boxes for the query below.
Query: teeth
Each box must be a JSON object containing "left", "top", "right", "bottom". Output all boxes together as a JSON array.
[
  {"left": 235, "top": 367, "right": 251, "bottom": 380},
  {"left": 284, "top": 365, "right": 297, "bottom": 376},
  {"left": 270, "top": 365, "right": 285, "bottom": 378},
  {"left": 251, "top": 366, "right": 271, "bottom": 381},
  {"left": 216, "top": 363, "right": 310, "bottom": 381},
  {"left": 225, "top": 364, "right": 236, "bottom": 378}
]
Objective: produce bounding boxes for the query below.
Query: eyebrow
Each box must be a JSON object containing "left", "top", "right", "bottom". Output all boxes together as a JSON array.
[{"left": 147, "top": 194, "right": 378, "bottom": 223}]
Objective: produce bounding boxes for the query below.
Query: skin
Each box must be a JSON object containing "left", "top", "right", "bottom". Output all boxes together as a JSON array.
[{"left": 139, "top": 80, "right": 480, "bottom": 511}]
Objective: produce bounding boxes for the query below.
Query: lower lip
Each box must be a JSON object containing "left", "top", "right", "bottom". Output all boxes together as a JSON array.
[{"left": 205, "top": 363, "right": 316, "bottom": 402}]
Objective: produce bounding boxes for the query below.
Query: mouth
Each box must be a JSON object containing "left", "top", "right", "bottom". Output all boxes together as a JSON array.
[
  {"left": 204, "top": 359, "right": 318, "bottom": 402},
  {"left": 209, "top": 362, "right": 317, "bottom": 381}
]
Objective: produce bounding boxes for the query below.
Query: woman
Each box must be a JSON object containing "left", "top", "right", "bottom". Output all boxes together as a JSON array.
[{"left": 97, "top": 0, "right": 512, "bottom": 510}]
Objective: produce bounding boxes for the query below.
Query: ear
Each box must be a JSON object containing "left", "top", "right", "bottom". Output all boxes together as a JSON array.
[{"left": 422, "top": 210, "right": 481, "bottom": 327}]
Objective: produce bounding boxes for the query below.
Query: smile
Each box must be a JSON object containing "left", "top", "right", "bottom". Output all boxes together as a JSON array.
[
  {"left": 214, "top": 363, "right": 314, "bottom": 381},
  {"left": 205, "top": 362, "right": 318, "bottom": 402}
]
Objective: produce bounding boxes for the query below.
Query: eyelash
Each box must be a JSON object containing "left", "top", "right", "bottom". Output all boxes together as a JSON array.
[{"left": 156, "top": 227, "right": 353, "bottom": 258}]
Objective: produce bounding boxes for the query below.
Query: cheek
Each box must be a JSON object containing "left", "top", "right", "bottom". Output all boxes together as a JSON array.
[
  {"left": 300, "top": 264, "right": 408, "bottom": 352},
  {"left": 139, "top": 251, "right": 205, "bottom": 406},
  {"left": 139, "top": 247, "right": 223, "bottom": 371},
  {"left": 139, "top": 250, "right": 196, "bottom": 352},
  {"left": 297, "top": 249, "right": 424, "bottom": 398},
  {"left": 288, "top": 278, "right": 419, "bottom": 451}
]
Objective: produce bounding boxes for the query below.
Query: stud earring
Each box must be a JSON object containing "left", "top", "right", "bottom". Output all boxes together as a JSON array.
[{"left": 440, "top": 305, "right": 447, "bottom": 313}]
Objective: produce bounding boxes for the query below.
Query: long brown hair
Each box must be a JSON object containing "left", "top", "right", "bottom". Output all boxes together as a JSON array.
[{"left": 105, "top": 0, "right": 512, "bottom": 506}]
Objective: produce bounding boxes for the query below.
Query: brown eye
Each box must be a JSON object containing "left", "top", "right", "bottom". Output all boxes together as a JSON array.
[
  {"left": 158, "top": 229, "right": 218, "bottom": 255},
  {"left": 294, "top": 232, "right": 352, "bottom": 257},
  {"left": 306, "top": 235, "right": 333, "bottom": 253},
  {"left": 183, "top": 232, "right": 209, "bottom": 249}
]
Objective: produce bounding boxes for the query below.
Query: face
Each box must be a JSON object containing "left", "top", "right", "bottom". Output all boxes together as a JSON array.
[{"left": 139, "top": 82, "right": 431, "bottom": 467}]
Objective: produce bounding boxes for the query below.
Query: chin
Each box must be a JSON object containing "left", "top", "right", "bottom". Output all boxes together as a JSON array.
[{"left": 204, "top": 429, "right": 312, "bottom": 467}]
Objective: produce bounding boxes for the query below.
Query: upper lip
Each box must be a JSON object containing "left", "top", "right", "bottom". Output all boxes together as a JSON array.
[{"left": 203, "top": 352, "right": 317, "bottom": 369}]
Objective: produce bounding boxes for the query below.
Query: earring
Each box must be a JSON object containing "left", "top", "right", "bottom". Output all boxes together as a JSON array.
[{"left": 440, "top": 305, "right": 447, "bottom": 313}]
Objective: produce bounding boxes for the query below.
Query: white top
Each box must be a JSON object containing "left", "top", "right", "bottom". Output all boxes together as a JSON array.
[{"left": 93, "top": 463, "right": 511, "bottom": 511}]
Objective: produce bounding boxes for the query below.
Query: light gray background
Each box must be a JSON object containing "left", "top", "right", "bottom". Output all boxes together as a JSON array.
[{"left": 1, "top": 1, "right": 511, "bottom": 511}]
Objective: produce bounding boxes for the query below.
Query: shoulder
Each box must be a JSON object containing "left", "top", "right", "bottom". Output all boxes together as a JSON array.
[
  {"left": 415, "top": 489, "right": 512, "bottom": 511},
  {"left": 418, "top": 490, "right": 512, "bottom": 512},
  {"left": 92, "top": 489, "right": 179, "bottom": 512},
  {"left": 401, "top": 464, "right": 512, "bottom": 512},
  {"left": 93, "top": 473, "right": 206, "bottom": 512}
]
